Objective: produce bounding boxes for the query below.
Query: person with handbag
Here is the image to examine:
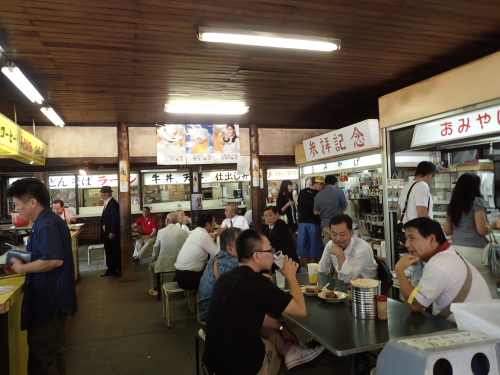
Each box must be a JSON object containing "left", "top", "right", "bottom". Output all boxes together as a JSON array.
[
  {"left": 444, "top": 173, "right": 496, "bottom": 297},
  {"left": 395, "top": 218, "right": 491, "bottom": 322}
]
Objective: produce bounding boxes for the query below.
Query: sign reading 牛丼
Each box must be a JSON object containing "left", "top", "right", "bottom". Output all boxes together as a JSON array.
[
  {"left": 411, "top": 104, "right": 500, "bottom": 148},
  {"left": 303, "top": 119, "right": 380, "bottom": 162}
]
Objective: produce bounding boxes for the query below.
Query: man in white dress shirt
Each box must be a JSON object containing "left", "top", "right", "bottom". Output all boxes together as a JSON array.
[
  {"left": 148, "top": 212, "right": 189, "bottom": 296},
  {"left": 215, "top": 204, "right": 249, "bottom": 241},
  {"left": 175, "top": 210, "right": 191, "bottom": 234},
  {"left": 318, "top": 214, "right": 377, "bottom": 283},
  {"left": 174, "top": 211, "right": 219, "bottom": 290}
]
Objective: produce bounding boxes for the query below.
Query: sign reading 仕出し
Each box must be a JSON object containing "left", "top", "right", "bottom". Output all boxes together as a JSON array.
[
  {"left": 0, "top": 113, "right": 47, "bottom": 165},
  {"left": 302, "top": 119, "right": 380, "bottom": 162}
]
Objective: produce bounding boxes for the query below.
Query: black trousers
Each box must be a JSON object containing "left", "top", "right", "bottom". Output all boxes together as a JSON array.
[
  {"left": 175, "top": 269, "right": 204, "bottom": 290},
  {"left": 104, "top": 235, "right": 121, "bottom": 274},
  {"left": 27, "top": 310, "right": 68, "bottom": 375}
]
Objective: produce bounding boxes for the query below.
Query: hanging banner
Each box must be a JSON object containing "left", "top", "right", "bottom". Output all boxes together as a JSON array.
[
  {"left": 303, "top": 119, "right": 380, "bottom": 162},
  {"left": 156, "top": 124, "right": 242, "bottom": 165},
  {"left": 411, "top": 104, "right": 500, "bottom": 148},
  {"left": 0, "top": 113, "right": 48, "bottom": 165},
  {"left": 8, "top": 175, "right": 140, "bottom": 189}
]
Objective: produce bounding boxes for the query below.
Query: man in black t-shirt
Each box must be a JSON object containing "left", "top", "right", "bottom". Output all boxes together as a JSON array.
[
  {"left": 297, "top": 176, "right": 325, "bottom": 267},
  {"left": 204, "top": 229, "right": 325, "bottom": 375}
]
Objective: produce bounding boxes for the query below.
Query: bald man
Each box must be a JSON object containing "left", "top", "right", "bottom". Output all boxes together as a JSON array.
[
  {"left": 148, "top": 212, "right": 189, "bottom": 295},
  {"left": 215, "top": 203, "right": 249, "bottom": 240},
  {"left": 175, "top": 210, "right": 191, "bottom": 234}
]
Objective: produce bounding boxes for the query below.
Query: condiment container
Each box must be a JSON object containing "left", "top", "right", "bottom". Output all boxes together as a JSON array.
[{"left": 377, "top": 295, "right": 388, "bottom": 321}]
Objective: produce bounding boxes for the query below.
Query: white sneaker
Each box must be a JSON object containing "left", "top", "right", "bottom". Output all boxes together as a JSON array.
[
  {"left": 149, "top": 288, "right": 158, "bottom": 296},
  {"left": 285, "top": 344, "right": 325, "bottom": 369}
]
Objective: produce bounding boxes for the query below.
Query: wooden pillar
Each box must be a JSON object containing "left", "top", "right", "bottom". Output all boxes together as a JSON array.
[
  {"left": 260, "top": 166, "right": 268, "bottom": 212},
  {"left": 34, "top": 172, "right": 49, "bottom": 188},
  {"left": 117, "top": 123, "right": 135, "bottom": 281},
  {"left": 250, "top": 125, "right": 262, "bottom": 231}
]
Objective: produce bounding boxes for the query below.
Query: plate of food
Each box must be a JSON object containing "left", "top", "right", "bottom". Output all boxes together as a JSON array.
[
  {"left": 301, "top": 285, "right": 321, "bottom": 296},
  {"left": 318, "top": 290, "right": 348, "bottom": 303}
]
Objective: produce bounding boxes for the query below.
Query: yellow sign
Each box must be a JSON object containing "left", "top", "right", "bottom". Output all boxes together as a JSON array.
[
  {"left": 0, "top": 113, "right": 48, "bottom": 165},
  {"left": 0, "top": 113, "right": 20, "bottom": 154}
]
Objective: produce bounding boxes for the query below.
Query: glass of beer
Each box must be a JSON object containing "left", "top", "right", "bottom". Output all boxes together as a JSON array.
[{"left": 307, "top": 263, "right": 319, "bottom": 284}]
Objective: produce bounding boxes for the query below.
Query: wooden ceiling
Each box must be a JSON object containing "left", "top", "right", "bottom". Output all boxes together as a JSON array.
[{"left": 0, "top": 0, "right": 500, "bottom": 129}]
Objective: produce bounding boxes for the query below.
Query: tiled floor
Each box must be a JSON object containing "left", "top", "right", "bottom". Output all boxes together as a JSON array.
[{"left": 67, "top": 245, "right": 354, "bottom": 375}]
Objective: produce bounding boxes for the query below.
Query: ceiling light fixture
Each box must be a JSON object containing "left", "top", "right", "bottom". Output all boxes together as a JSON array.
[
  {"left": 1, "top": 63, "right": 45, "bottom": 104},
  {"left": 79, "top": 160, "right": 91, "bottom": 176},
  {"left": 198, "top": 26, "right": 341, "bottom": 52},
  {"left": 41, "top": 107, "right": 65, "bottom": 127},
  {"left": 165, "top": 103, "right": 249, "bottom": 115}
]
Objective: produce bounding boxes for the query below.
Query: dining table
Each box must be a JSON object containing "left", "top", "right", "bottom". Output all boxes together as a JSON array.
[
  {"left": 281, "top": 272, "right": 457, "bottom": 375},
  {"left": 0, "top": 224, "right": 33, "bottom": 246}
]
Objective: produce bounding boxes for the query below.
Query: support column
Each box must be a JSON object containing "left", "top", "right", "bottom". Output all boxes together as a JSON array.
[
  {"left": 117, "top": 123, "right": 135, "bottom": 281},
  {"left": 250, "top": 125, "right": 262, "bottom": 231},
  {"left": 34, "top": 172, "right": 49, "bottom": 188}
]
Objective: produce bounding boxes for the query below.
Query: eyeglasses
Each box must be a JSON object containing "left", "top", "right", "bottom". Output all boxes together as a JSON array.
[{"left": 252, "top": 248, "right": 276, "bottom": 255}]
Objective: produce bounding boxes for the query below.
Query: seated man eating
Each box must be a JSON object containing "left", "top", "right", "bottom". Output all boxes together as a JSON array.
[
  {"left": 204, "top": 229, "right": 324, "bottom": 375},
  {"left": 395, "top": 217, "right": 491, "bottom": 321},
  {"left": 318, "top": 214, "right": 377, "bottom": 283}
]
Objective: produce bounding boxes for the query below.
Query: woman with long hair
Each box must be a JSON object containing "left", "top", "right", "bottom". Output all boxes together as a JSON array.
[
  {"left": 222, "top": 124, "right": 240, "bottom": 154},
  {"left": 445, "top": 173, "right": 495, "bottom": 297},
  {"left": 276, "top": 179, "right": 297, "bottom": 233}
]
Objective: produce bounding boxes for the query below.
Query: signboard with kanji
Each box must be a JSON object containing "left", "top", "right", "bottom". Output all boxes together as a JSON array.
[
  {"left": 302, "top": 119, "right": 380, "bottom": 162},
  {"left": 9, "top": 174, "right": 139, "bottom": 189},
  {"left": 267, "top": 169, "right": 298, "bottom": 180},
  {"left": 143, "top": 171, "right": 250, "bottom": 185},
  {"left": 0, "top": 113, "right": 47, "bottom": 165},
  {"left": 411, "top": 104, "right": 500, "bottom": 148}
]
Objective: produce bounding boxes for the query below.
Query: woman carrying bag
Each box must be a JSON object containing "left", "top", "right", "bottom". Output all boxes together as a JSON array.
[{"left": 444, "top": 173, "right": 496, "bottom": 298}]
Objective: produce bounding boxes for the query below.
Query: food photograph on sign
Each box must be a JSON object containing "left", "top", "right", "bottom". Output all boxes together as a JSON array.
[
  {"left": 214, "top": 124, "right": 240, "bottom": 154},
  {"left": 156, "top": 124, "right": 186, "bottom": 165},
  {"left": 186, "top": 124, "right": 213, "bottom": 154}
]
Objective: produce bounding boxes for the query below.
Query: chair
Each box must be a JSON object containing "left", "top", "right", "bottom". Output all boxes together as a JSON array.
[
  {"left": 162, "top": 281, "right": 197, "bottom": 328},
  {"left": 195, "top": 328, "right": 214, "bottom": 375},
  {"left": 87, "top": 244, "right": 105, "bottom": 266},
  {"left": 155, "top": 271, "right": 173, "bottom": 301},
  {"left": 375, "top": 256, "right": 393, "bottom": 296}
]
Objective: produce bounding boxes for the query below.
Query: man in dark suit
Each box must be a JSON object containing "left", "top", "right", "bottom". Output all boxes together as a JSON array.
[
  {"left": 263, "top": 206, "right": 299, "bottom": 264},
  {"left": 100, "top": 186, "right": 121, "bottom": 277}
]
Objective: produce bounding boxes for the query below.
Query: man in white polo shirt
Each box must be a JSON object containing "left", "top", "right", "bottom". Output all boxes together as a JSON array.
[
  {"left": 395, "top": 217, "right": 491, "bottom": 321},
  {"left": 214, "top": 203, "right": 249, "bottom": 241},
  {"left": 318, "top": 214, "right": 377, "bottom": 283},
  {"left": 174, "top": 211, "right": 219, "bottom": 290}
]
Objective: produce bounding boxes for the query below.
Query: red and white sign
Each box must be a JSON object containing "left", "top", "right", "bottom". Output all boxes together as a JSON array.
[
  {"left": 303, "top": 119, "right": 380, "bottom": 162},
  {"left": 411, "top": 104, "right": 500, "bottom": 147}
]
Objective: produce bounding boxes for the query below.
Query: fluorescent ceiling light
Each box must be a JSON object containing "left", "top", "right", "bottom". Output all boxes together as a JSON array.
[
  {"left": 165, "top": 103, "right": 249, "bottom": 115},
  {"left": 198, "top": 26, "right": 340, "bottom": 52},
  {"left": 1, "top": 65, "right": 45, "bottom": 104},
  {"left": 41, "top": 107, "right": 65, "bottom": 127}
]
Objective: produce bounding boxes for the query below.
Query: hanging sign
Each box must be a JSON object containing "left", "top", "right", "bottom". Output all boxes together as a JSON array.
[
  {"left": 0, "top": 113, "right": 47, "bottom": 165},
  {"left": 143, "top": 171, "right": 251, "bottom": 185},
  {"left": 302, "top": 154, "right": 382, "bottom": 175},
  {"left": 303, "top": 119, "right": 380, "bottom": 162},
  {"left": 267, "top": 169, "right": 298, "bottom": 180},
  {"left": 412, "top": 104, "right": 500, "bottom": 148}
]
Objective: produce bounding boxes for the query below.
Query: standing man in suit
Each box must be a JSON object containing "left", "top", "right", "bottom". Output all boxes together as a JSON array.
[{"left": 100, "top": 186, "right": 121, "bottom": 277}]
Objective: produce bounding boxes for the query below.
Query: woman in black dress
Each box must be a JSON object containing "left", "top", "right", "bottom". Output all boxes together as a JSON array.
[{"left": 276, "top": 179, "right": 297, "bottom": 233}]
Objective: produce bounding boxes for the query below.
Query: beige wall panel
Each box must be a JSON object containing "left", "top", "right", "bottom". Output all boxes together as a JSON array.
[
  {"left": 30, "top": 126, "right": 118, "bottom": 158},
  {"left": 259, "top": 129, "right": 325, "bottom": 156},
  {"left": 129, "top": 127, "right": 155, "bottom": 157},
  {"left": 379, "top": 52, "right": 500, "bottom": 128}
]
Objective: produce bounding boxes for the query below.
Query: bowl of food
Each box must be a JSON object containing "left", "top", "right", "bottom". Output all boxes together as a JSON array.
[
  {"left": 301, "top": 285, "right": 321, "bottom": 296},
  {"left": 11, "top": 213, "right": 30, "bottom": 227},
  {"left": 318, "top": 290, "right": 348, "bottom": 303}
]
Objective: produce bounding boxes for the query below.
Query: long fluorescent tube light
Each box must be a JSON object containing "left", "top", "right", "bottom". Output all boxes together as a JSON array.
[
  {"left": 41, "top": 107, "right": 65, "bottom": 127},
  {"left": 165, "top": 103, "right": 249, "bottom": 115},
  {"left": 1, "top": 65, "right": 45, "bottom": 104},
  {"left": 198, "top": 26, "right": 340, "bottom": 52}
]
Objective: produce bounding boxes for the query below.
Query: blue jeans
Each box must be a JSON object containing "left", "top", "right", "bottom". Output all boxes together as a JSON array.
[{"left": 297, "top": 223, "right": 324, "bottom": 259}]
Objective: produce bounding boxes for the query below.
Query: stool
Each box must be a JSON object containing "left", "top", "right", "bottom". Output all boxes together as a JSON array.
[
  {"left": 195, "top": 328, "right": 213, "bottom": 375},
  {"left": 155, "top": 272, "right": 173, "bottom": 301},
  {"left": 87, "top": 244, "right": 105, "bottom": 266},
  {"left": 162, "top": 282, "right": 197, "bottom": 328}
]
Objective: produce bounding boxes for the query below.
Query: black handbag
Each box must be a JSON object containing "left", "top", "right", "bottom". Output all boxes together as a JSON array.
[{"left": 6, "top": 249, "right": 33, "bottom": 265}]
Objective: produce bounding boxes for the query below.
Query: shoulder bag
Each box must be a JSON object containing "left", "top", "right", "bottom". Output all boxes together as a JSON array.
[{"left": 488, "top": 233, "right": 500, "bottom": 277}]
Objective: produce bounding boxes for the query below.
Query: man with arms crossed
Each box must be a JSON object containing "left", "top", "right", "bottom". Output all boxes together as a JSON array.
[
  {"left": 395, "top": 218, "right": 490, "bottom": 321},
  {"left": 6, "top": 178, "right": 78, "bottom": 375},
  {"left": 314, "top": 175, "right": 348, "bottom": 246},
  {"left": 204, "top": 229, "right": 324, "bottom": 375},
  {"left": 318, "top": 214, "right": 377, "bottom": 283}
]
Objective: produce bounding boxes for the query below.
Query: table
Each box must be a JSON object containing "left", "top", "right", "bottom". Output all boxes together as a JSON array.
[
  {"left": 1, "top": 225, "right": 32, "bottom": 246},
  {"left": 282, "top": 273, "right": 456, "bottom": 374}
]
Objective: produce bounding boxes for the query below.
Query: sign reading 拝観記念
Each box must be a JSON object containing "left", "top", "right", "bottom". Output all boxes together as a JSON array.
[
  {"left": 411, "top": 104, "right": 500, "bottom": 148},
  {"left": 302, "top": 119, "right": 380, "bottom": 162}
]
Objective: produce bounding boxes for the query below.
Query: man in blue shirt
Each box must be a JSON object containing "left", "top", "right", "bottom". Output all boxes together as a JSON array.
[
  {"left": 197, "top": 227, "right": 242, "bottom": 326},
  {"left": 313, "top": 175, "right": 348, "bottom": 246},
  {"left": 6, "top": 178, "right": 78, "bottom": 375}
]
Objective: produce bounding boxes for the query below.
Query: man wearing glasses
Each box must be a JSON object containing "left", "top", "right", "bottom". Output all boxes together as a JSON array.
[
  {"left": 318, "top": 214, "right": 377, "bottom": 283},
  {"left": 204, "top": 229, "right": 324, "bottom": 375}
]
